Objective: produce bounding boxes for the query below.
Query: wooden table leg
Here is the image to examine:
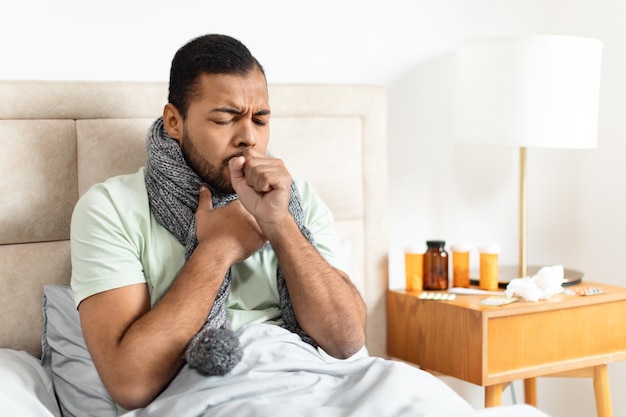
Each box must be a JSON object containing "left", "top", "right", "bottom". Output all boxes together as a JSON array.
[
  {"left": 485, "top": 384, "right": 503, "bottom": 407},
  {"left": 593, "top": 365, "right": 613, "bottom": 417},
  {"left": 523, "top": 378, "right": 537, "bottom": 406}
]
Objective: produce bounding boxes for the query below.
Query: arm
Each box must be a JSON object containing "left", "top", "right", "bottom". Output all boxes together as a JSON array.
[
  {"left": 229, "top": 150, "right": 366, "bottom": 358},
  {"left": 270, "top": 219, "right": 366, "bottom": 358},
  {"left": 77, "top": 187, "right": 265, "bottom": 410}
]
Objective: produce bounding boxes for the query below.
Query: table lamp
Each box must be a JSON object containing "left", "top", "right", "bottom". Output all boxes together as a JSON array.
[{"left": 454, "top": 35, "right": 603, "bottom": 278}]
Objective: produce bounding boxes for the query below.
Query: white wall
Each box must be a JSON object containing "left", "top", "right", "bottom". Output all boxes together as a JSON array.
[{"left": 3, "top": 1, "right": 626, "bottom": 416}]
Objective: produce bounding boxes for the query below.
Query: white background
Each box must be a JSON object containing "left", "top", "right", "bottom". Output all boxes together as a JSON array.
[{"left": 2, "top": 0, "right": 626, "bottom": 416}]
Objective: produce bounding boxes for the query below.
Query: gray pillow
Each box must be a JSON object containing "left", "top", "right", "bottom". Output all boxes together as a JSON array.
[{"left": 41, "top": 285, "right": 118, "bottom": 417}]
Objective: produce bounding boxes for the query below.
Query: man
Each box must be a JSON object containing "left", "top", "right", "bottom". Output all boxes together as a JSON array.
[{"left": 70, "top": 34, "right": 366, "bottom": 410}]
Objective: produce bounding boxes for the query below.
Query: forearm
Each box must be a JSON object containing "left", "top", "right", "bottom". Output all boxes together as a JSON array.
[
  {"left": 228, "top": 153, "right": 365, "bottom": 355},
  {"left": 80, "top": 244, "right": 230, "bottom": 409},
  {"left": 266, "top": 219, "right": 366, "bottom": 358}
]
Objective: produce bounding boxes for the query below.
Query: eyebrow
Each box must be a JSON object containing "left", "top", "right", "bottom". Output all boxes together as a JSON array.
[{"left": 211, "top": 107, "right": 271, "bottom": 116}]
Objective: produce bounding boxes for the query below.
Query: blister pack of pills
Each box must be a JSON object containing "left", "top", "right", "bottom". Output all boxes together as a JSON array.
[
  {"left": 418, "top": 292, "right": 456, "bottom": 301},
  {"left": 564, "top": 286, "right": 605, "bottom": 296},
  {"left": 480, "top": 296, "right": 519, "bottom": 306}
]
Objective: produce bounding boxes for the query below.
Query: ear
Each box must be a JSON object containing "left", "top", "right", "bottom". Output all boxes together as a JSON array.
[{"left": 163, "top": 103, "right": 184, "bottom": 142}]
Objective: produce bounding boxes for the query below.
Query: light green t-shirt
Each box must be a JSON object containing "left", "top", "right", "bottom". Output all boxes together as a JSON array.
[{"left": 70, "top": 168, "right": 343, "bottom": 330}]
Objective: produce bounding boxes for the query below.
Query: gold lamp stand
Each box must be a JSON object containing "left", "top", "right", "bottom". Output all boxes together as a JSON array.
[{"left": 518, "top": 147, "right": 527, "bottom": 279}]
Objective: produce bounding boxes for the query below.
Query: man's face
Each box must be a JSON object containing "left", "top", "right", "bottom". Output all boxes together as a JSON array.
[{"left": 179, "top": 69, "right": 270, "bottom": 194}]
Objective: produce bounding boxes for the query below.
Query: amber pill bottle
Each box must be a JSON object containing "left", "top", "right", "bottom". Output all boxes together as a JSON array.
[
  {"left": 404, "top": 244, "right": 426, "bottom": 292},
  {"left": 451, "top": 243, "right": 472, "bottom": 288},
  {"left": 423, "top": 240, "right": 449, "bottom": 290},
  {"left": 479, "top": 243, "right": 501, "bottom": 291}
]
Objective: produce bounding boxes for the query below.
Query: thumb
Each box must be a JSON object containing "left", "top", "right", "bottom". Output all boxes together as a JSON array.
[
  {"left": 228, "top": 155, "right": 246, "bottom": 192},
  {"left": 198, "top": 184, "right": 213, "bottom": 210}
]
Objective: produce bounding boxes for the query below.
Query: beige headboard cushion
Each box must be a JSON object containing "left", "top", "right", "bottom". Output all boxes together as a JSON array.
[{"left": 0, "top": 81, "right": 388, "bottom": 358}]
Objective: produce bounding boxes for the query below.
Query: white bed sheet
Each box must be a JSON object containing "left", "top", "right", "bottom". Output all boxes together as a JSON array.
[
  {"left": 0, "top": 349, "right": 61, "bottom": 417},
  {"left": 120, "top": 324, "right": 550, "bottom": 417},
  {"left": 0, "top": 323, "right": 551, "bottom": 417}
]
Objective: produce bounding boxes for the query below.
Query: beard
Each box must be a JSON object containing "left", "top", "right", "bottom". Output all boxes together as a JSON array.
[{"left": 179, "top": 130, "right": 239, "bottom": 195}]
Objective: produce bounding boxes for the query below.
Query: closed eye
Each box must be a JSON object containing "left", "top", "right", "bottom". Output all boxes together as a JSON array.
[{"left": 209, "top": 107, "right": 270, "bottom": 126}]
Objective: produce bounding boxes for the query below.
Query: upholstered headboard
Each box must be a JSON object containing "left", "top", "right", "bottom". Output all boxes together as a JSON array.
[{"left": 0, "top": 81, "right": 388, "bottom": 358}]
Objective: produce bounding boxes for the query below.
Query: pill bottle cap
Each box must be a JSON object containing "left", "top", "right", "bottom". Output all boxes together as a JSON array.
[
  {"left": 404, "top": 243, "right": 427, "bottom": 254},
  {"left": 426, "top": 240, "right": 446, "bottom": 248},
  {"left": 450, "top": 242, "right": 473, "bottom": 252},
  {"left": 478, "top": 243, "right": 501, "bottom": 254}
]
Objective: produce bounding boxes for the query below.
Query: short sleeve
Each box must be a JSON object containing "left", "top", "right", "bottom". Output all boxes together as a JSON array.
[
  {"left": 295, "top": 179, "right": 344, "bottom": 270},
  {"left": 70, "top": 177, "right": 148, "bottom": 307}
]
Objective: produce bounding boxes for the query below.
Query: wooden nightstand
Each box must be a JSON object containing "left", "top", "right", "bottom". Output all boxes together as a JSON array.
[{"left": 387, "top": 282, "right": 626, "bottom": 417}]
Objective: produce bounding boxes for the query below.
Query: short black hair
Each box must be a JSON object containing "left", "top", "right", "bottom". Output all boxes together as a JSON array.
[{"left": 168, "top": 34, "right": 265, "bottom": 118}]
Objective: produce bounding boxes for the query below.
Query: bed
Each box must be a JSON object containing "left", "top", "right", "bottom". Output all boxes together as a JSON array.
[{"left": 0, "top": 80, "right": 548, "bottom": 416}]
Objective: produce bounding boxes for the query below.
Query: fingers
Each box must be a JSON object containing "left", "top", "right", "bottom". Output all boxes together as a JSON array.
[
  {"left": 228, "top": 155, "right": 246, "bottom": 172},
  {"left": 228, "top": 155, "right": 246, "bottom": 190},
  {"left": 198, "top": 184, "right": 213, "bottom": 210},
  {"left": 229, "top": 149, "right": 289, "bottom": 193}
]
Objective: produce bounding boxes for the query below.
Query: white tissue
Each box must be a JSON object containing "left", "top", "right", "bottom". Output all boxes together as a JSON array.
[{"left": 504, "top": 265, "right": 565, "bottom": 302}]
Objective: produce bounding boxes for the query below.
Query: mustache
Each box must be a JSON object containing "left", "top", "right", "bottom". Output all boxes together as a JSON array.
[{"left": 220, "top": 150, "right": 271, "bottom": 169}]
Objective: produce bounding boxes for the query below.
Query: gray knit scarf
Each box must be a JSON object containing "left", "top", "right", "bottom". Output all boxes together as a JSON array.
[{"left": 144, "top": 117, "right": 316, "bottom": 375}]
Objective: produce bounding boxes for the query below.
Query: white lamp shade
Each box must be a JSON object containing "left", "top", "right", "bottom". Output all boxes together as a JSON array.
[{"left": 454, "top": 35, "right": 603, "bottom": 149}]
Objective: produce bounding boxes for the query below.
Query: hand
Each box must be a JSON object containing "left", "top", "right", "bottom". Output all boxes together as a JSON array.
[
  {"left": 195, "top": 185, "right": 266, "bottom": 264},
  {"left": 228, "top": 148, "right": 292, "bottom": 231}
]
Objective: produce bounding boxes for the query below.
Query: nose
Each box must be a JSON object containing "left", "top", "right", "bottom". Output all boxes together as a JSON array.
[{"left": 235, "top": 119, "right": 257, "bottom": 148}]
